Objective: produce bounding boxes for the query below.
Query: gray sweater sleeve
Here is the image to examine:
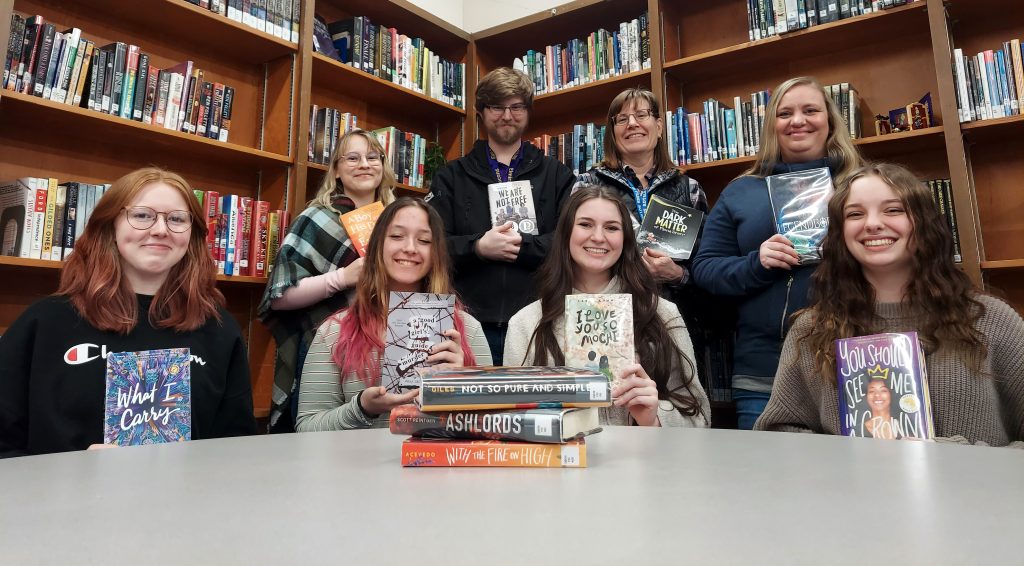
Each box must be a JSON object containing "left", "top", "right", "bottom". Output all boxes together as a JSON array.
[
  {"left": 754, "top": 313, "right": 822, "bottom": 434},
  {"left": 295, "top": 316, "right": 376, "bottom": 432}
]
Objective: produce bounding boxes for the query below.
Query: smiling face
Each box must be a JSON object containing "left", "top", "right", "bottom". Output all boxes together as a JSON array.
[
  {"left": 866, "top": 380, "right": 892, "bottom": 415},
  {"left": 114, "top": 181, "right": 191, "bottom": 294},
  {"left": 775, "top": 84, "right": 830, "bottom": 163},
  {"left": 842, "top": 174, "right": 915, "bottom": 283},
  {"left": 335, "top": 134, "right": 383, "bottom": 202},
  {"left": 480, "top": 95, "right": 528, "bottom": 146},
  {"left": 613, "top": 99, "right": 662, "bottom": 166},
  {"left": 382, "top": 206, "right": 433, "bottom": 292},
  {"left": 569, "top": 198, "right": 624, "bottom": 288}
]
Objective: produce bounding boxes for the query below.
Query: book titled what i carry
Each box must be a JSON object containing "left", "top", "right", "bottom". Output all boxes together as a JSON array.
[{"left": 104, "top": 347, "right": 191, "bottom": 446}]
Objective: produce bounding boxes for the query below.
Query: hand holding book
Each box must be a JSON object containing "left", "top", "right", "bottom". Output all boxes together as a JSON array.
[
  {"left": 611, "top": 363, "right": 661, "bottom": 427},
  {"left": 474, "top": 221, "right": 522, "bottom": 262},
  {"left": 641, "top": 247, "right": 684, "bottom": 282},
  {"left": 359, "top": 387, "right": 420, "bottom": 417},
  {"left": 758, "top": 233, "right": 800, "bottom": 270},
  {"left": 424, "top": 328, "right": 466, "bottom": 368}
]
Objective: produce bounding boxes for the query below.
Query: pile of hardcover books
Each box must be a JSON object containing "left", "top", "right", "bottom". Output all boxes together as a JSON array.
[{"left": 390, "top": 366, "right": 611, "bottom": 468}]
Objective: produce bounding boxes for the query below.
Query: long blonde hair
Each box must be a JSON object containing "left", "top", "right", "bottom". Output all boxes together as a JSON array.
[
  {"left": 312, "top": 129, "right": 397, "bottom": 212},
  {"left": 742, "top": 76, "right": 863, "bottom": 186}
]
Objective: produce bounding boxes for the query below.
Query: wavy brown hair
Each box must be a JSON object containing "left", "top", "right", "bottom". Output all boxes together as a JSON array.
[
  {"left": 331, "top": 198, "right": 476, "bottom": 384},
  {"left": 58, "top": 167, "right": 223, "bottom": 334},
  {"left": 313, "top": 129, "right": 397, "bottom": 213},
  {"left": 600, "top": 87, "right": 673, "bottom": 173},
  {"left": 522, "top": 186, "right": 705, "bottom": 418},
  {"left": 798, "top": 162, "right": 986, "bottom": 380},
  {"left": 742, "top": 76, "right": 863, "bottom": 186}
]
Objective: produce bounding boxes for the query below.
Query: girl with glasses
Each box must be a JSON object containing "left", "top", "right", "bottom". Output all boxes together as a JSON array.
[
  {"left": 259, "top": 129, "right": 397, "bottom": 432},
  {"left": 0, "top": 167, "right": 256, "bottom": 457},
  {"left": 296, "top": 198, "right": 491, "bottom": 431}
]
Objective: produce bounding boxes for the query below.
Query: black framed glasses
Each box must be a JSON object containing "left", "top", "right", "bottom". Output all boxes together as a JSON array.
[
  {"left": 484, "top": 103, "right": 529, "bottom": 117},
  {"left": 612, "top": 109, "right": 656, "bottom": 126},
  {"left": 123, "top": 206, "right": 192, "bottom": 233}
]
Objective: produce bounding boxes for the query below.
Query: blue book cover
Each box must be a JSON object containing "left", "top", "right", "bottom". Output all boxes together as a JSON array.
[
  {"left": 724, "top": 108, "right": 738, "bottom": 159},
  {"left": 995, "top": 49, "right": 1011, "bottom": 117},
  {"left": 104, "top": 348, "right": 192, "bottom": 446}
]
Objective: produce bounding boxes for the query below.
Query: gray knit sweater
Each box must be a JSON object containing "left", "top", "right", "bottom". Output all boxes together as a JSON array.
[{"left": 755, "top": 295, "right": 1024, "bottom": 447}]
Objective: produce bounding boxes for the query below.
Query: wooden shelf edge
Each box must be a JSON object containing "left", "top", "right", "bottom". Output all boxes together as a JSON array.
[
  {"left": 311, "top": 53, "right": 467, "bottom": 116},
  {"left": 396, "top": 182, "right": 428, "bottom": 195},
  {"left": 682, "top": 155, "right": 756, "bottom": 172},
  {"left": 169, "top": 0, "right": 298, "bottom": 52},
  {"left": 853, "top": 125, "right": 944, "bottom": 146},
  {"left": 254, "top": 407, "right": 270, "bottom": 419},
  {"left": 1, "top": 90, "right": 291, "bottom": 166},
  {"left": 0, "top": 256, "right": 62, "bottom": 270},
  {"left": 981, "top": 259, "right": 1024, "bottom": 270},
  {"left": 305, "top": 161, "right": 329, "bottom": 172},
  {"left": 961, "top": 114, "right": 1024, "bottom": 132},
  {"left": 663, "top": 2, "right": 925, "bottom": 71},
  {"left": 216, "top": 274, "right": 269, "bottom": 285},
  {"left": 534, "top": 69, "right": 652, "bottom": 102}
]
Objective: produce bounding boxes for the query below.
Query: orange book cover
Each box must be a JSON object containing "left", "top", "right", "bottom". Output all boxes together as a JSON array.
[
  {"left": 340, "top": 200, "right": 384, "bottom": 257},
  {"left": 401, "top": 438, "right": 586, "bottom": 468}
]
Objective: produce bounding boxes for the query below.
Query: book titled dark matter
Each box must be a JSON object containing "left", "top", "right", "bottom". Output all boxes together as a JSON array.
[{"left": 636, "top": 194, "right": 704, "bottom": 260}]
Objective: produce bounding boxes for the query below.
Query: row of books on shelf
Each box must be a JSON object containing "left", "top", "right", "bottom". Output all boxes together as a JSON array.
[
  {"left": 308, "top": 105, "right": 358, "bottom": 165},
  {"left": 0, "top": 178, "right": 109, "bottom": 261},
  {"left": 186, "top": 0, "right": 300, "bottom": 43},
  {"left": 313, "top": 15, "right": 465, "bottom": 109},
  {"left": 952, "top": 40, "right": 1024, "bottom": 123},
  {"left": 925, "top": 178, "right": 962, "bottom": 263},
  {"left": 667, "top": 82, "right": 860, "bottom": 167},
  {"left": 745, "top": 0, "right": 917, "bottom": 42},
  {"left": 511, "top": 11, "right": 651, "bottom": 97},
  {"left": 195, "top": 191, "right": 290, "bottom": 277},
  {"left": 531, "top": 123, "right": 608, "bottom": 176},
  {"left": 3, "top": 16, "right": 235, "bottom": 142},
  {"left": 373, "top": 126, "right": 430, "bottom": 189}
]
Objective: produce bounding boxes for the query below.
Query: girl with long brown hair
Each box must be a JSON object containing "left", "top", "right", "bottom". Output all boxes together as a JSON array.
[
  {"left": 0, "top": 167, "right": 256, "bottom": 457},
  {"left": 504, "top": 186, "right": 710, "bottom": 427},
  {"left": 756, "top": 163, "right": 1024, "bottom": 446},
  {"left": 692, "top": 76, "right": 866, "bottom": 429},
  {"left": 295, "top": 198, "right": 492, "bottom": 431},
  {"left": 259, "top": 129, "right": 397, "bottom": 432}
]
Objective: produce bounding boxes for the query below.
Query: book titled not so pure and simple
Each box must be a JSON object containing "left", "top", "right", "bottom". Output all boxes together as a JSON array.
[
  {"left": 103, "top": 348, "right": 192, "bottom": 446},
  {"left": 836, "top": 331, "right": 934, "bottom": 440}
]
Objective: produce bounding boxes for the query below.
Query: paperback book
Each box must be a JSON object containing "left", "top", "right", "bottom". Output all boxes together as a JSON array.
[
  {"left": 390, "top": 404, "right": 601, "bottom": 443},
  {"left": 340, "top": 200, "right": 384, "bottom": 257},
  {"left": 636, "top": 194, "right": 704, "bottom": 260},
  {"left": 417, "top": 366, "right": 612, "bottom": 411},
  {"left": 766, "top": 166, "right": 833, "bottom": 264},
  {"left": 836, "top": 332, "right": 934, "bottom": 440},
  {"left": 401, "top": 438, "right": 586, "bottom": 468},
  {"left": 563, "top": 294, "right": 634, "bottom": 383},
  {"left": 382, "top": 292, "right": 456, "bottom": 393},
  {"left": 487, "top": 180, "right": 538, "bottom": 234},
  {"left": 103, "top": 347, "right": 192, "bottom": 446}
]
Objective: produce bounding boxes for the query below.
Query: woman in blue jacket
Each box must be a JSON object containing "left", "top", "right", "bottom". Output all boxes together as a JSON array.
[{"left": 692, "top": 76, "right": 865, "bottom": 429}]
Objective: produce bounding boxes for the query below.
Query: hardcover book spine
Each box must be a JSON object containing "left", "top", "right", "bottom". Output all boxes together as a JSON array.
[
  {"left": 401, "top": 439, "right": 586, "bottom": 468},
  {"left": 218, "top": 85, "right": 234, "bottom": 142},
  {"left": 32, "top": 24, "right": 55, "bottom": 97},
  {"left": 390, "top": 405, "right": 589, "bottom": 444},
  {"left": 49, "top": 183, "right": 66, "bottom": 261},
  {"left": 418, "top": 374, "right": 611, "bottom": 411},
  {"left": 61, "top": 183, "right": 79, "bottom": 258}
]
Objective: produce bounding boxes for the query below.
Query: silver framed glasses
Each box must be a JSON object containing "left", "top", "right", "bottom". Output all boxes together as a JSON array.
[
  {"left": 123, "top": 206, "right": 192, "bottom": 233},
  {"left": 342, "top": 152, "right": 383, "bottom": 166}
]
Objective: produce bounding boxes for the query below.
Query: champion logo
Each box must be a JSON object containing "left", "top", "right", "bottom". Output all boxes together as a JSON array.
[{"left": 63, "top": 343, "right": 208, "bottom": 366}]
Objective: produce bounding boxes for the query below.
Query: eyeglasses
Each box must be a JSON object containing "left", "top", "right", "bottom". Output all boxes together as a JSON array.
[
  {"left": 342, "top": 152, "right": 382, "bottom": 166},
  {"left": 612, "top": 109, "right": 655, "bottom": 126},
  {"left": 123, "top": 206, "right": 192, "bottom": 233},
  {"left": 484, "top": 103, "right": 528, "bottom": 117}
]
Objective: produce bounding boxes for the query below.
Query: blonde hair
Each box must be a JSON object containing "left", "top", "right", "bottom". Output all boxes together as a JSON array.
[
  {"left": 743, "top": 76, "right": 863, "bottom": 186},
  {"left": 313, "top": 129, "right": 397, "bottom": 213}
]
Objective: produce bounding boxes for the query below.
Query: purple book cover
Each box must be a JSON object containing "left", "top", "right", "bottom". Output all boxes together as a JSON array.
[
  {"left": 382, "top": 292, "right": 456, "bottom": 393},
  {"left": 835, "top": 332, "right": 934, "bottom": 440},
  {"left": 104, "top": 348, "right": 192, "bottom": 446}
]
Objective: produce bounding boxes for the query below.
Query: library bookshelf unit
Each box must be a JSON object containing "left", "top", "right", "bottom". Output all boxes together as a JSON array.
[{"left": 0, "top": 0, "right": 470, "bottom": 420}]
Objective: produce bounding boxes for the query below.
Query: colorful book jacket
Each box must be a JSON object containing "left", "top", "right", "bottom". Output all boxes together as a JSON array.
[
  {"left": 390, "top": 404, "right": 601, "bottom": 444},
  {"left": 637, "top": 194, "right": 704, "bottom": 260},
  {"left": 417, "top": 366, "right": 612, "bottom": 411},
  {"left": 836, "top": 332, "right": 934, "bottom": 440},
  {"left": 103, "top": 348, "right": 192, "bottom": 446},
  {"left": 339, "top": 200, "right": 384, "bottom": 257},
  {"left": 401, "top": 438, "right": 586, "bottom": 468},
  {"left": 382, "top": 292, "right": 456, "bottom": 393},
  {"left": 487, "top": 180, "right": 538, "bottom": 234},
  {"left": 766, "top": 166, "right": 833, "bottom": 264},
  {"left": 563, "top": 294, "right": 634, "bottom": 384}
]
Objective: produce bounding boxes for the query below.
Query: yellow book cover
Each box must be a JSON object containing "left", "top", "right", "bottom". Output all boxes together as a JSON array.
[{"left": 39, "top": 178, "right": 57, "bottom": 260}]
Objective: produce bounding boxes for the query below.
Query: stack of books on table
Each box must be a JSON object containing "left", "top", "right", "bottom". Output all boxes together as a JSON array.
[{"left": 390, "top": 366, "right": 611, "bottom": 468}]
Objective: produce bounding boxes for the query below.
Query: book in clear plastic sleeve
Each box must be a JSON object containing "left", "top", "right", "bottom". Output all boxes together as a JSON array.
[
  {"left": 766, "top": 166, "right": 833, "bottom": 264},
  {"left": 382, "top": 292, "right": 455, "bottom": 392},
  {"left": 487, "top": 180, "right": 538, "bottom": 234}
]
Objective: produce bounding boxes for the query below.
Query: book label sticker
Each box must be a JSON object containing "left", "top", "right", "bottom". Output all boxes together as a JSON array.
[
  {"left": 560, "top": 444, "right": 581, "bottom": 467},
  {"left": 534, "top": 415, "right": 554, "bottom": 437}
]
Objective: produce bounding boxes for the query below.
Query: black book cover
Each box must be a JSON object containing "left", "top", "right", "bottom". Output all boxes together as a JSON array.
[{"left": 637, "top": 194, "right": 705, "bottom": 260}]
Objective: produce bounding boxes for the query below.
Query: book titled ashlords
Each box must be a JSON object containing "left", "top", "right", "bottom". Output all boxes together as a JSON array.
[
  {"left": 564, "top": 294, "right": 634, "bottom": 383},
  {"left": 835, "top": 332, "right": 934, "bottom": 440},
  {"left": 401, "top": 438, "right": 587, "bottom": 468},
  {"left": 637, "top": 194, "right": 704, "bottom": 260},
  {"left": 417, "top": 366, "right": 612, "bottom": 411},
  {"left": 103, "top": 348, "right": 191, "bottom": 446},
  {"left": 382, "top": 292, "right": 456, "bottom": 393},
  {"left": 390, "top": 404, "right": 601, "bottom": 443},
  {"left": 766, "top": 166, "right": 833, "bottom": 264},
  {"left": 487, "top": 180, "right": 538, "bottom": 234}
]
